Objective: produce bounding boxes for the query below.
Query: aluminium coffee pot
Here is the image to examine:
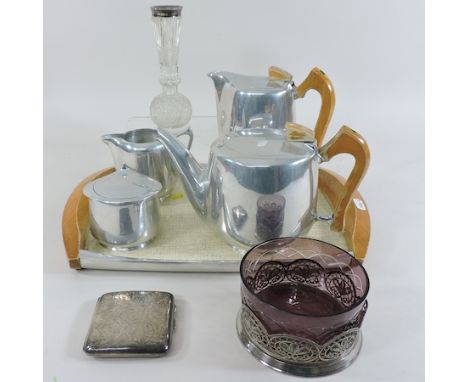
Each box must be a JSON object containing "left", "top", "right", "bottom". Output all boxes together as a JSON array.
[
  {"left": 209, "top": 66, "right": 335, "bottom": 146},
  {"left": 153, "top": 123, "right": 370, "bottom": 251}
]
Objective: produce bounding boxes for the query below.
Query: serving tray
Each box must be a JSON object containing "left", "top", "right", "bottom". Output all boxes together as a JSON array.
[{"left": 62, "top": 168, "right": 370, "bottom": 272}]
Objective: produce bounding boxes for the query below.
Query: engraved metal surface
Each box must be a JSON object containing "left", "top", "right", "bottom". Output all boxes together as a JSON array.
[{"left": 83, "top": 291, "right": 175, "bottom": 357}]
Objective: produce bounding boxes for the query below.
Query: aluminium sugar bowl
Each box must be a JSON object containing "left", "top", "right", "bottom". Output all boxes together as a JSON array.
[{"left": 83, "top": 166, "right": 162, "bottom": 250}]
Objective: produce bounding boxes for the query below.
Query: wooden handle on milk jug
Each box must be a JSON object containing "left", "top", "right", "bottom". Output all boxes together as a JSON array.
[
  {"left": 319, "top": 126, "right": 370, "bottom": 232},
  {"left": 296, "top": 67, "right": 335, "bottom": 147}
]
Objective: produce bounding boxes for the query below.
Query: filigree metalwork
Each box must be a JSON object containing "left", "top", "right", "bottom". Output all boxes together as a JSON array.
[{"left": 240, "top": 305, "right": 360, "bottom": 364}]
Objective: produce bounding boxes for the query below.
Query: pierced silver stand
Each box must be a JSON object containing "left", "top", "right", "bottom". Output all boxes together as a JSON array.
[{"left": 236, "top": 308, "right": 363, "bottom": 377}]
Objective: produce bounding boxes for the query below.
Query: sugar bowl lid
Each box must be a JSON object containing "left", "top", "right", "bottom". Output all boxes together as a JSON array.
[{"left": 83, "top": 166, "right": 162, "bottom": 204}]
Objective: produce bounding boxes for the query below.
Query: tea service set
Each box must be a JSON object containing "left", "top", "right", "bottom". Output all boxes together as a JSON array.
[{"left": 77, "top": 5, "right": 372, "bottom": 377}]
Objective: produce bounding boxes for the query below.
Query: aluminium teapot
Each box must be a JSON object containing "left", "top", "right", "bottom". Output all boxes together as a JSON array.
[
  {"left": 209, "top": 66, "right": 335, "bottom": 146},
  {"left": 153, "top": 123, "right": 369, "bottom": 251}
]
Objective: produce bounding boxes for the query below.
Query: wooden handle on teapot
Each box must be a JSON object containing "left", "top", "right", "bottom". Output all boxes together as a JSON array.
[
  {"left": 296, "top": 67, "right": 335, "bottom": 147},
  {"left": 319, "top": 126, "right": 370, "bottom": 232}
]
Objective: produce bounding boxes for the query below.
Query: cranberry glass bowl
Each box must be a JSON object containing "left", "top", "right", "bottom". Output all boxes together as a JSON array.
[{"left": 237, "top": 237, "right": 370, "bottom": 377}]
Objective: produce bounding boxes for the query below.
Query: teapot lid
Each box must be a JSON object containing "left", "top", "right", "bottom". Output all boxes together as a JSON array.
[
  {"left": 83, "top": 166, "right": 161, "bottom": 204},
  {"left": 212, "top": 129, "right": 316, "bottom": 165}
]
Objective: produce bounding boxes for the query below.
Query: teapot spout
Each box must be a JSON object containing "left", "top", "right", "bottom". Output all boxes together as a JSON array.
[{"left": 154, "top": 128, "right": 209, "bottom": 217}]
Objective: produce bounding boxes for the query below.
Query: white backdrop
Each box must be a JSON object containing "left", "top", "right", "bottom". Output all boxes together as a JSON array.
[{"left": 44, "top": 0, "right": 424, "bottom": 381}]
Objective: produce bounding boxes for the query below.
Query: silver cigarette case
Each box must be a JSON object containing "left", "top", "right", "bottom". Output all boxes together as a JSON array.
[{"left": 83, "top": 291, "right": 175, "bottom": 357}]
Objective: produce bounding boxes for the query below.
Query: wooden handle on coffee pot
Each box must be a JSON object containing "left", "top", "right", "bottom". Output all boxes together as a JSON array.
[
  {"left": 268, "top": 66, "right": 335, "bottom": 146},
  {"left": 296, "top": 67, "right": 335, "bottom": 147},
  {"left": 319, "top": 126, "right": 370, "bottom": 232}
]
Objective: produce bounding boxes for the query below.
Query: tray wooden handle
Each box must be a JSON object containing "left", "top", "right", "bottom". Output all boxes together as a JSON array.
[
  {"left": 318, "top": 169, "right": 370, "bottom": 262},
  {"left": 62, "top": 168, "right": 115, "bottom": 269},
  {"left": 319, "top": 126, "right": 370, "bottom": 233}
]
